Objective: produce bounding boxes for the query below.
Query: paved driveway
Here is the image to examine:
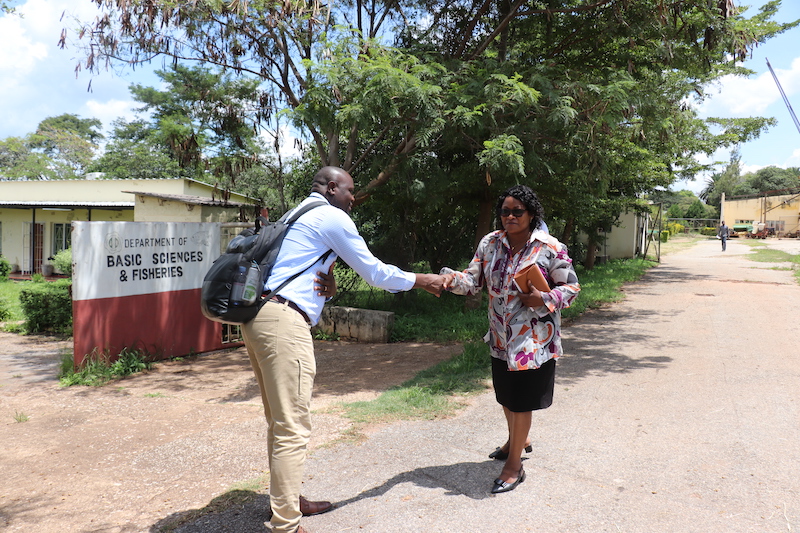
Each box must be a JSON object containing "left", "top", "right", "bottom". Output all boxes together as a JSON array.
[{"left": 278, "top": 237, "right": 800, "bottom": 533}]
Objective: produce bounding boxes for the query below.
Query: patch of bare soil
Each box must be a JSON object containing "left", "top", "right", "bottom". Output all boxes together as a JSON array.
[{"left": 0, "top": 331, "right": 462, "bottom": 533}]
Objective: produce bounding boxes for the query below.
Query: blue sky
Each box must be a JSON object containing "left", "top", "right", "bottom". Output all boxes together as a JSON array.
[
  {"left": 1, "top": 0, "right": 799, "bottom": 195},
  {"left": 677, "top": 2, "right": 800, "bottom": 193}
]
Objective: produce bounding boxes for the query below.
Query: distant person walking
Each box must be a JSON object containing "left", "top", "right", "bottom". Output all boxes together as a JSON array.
[{"left": 718, "top": 221, "right": 729, "bottom": 251}]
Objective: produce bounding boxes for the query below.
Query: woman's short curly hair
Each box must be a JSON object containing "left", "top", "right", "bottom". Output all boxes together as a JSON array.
[{"left": 494, "top": 184, "right": 544, "bottom": 231}]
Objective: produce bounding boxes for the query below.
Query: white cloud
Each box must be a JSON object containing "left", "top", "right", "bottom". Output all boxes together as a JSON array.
[
  {"left": 0, "top": 0, "right": 159, "bottom": 137},
  {"left": 697, "top": 71, "right": 779, "bottom": 117},
  {"left": 692, "top": 56, "right": 800, "bottom": 120},
  {"left": 84, "top": 99, "right": 139, "bottom": 132},
  {"left": 788, "top": 148, "right": 800, "bottom": 167},
  {"left": 740, "top": 163, "right": 766, "bottom": 175},
  {"left": 0, "top": 14, "right": 48, "bottom": 73}
]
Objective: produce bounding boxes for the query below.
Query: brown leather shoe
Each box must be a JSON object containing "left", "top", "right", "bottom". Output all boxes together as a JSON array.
[{"left": 299, "top": 495, "right": 332, "bottom": 516}]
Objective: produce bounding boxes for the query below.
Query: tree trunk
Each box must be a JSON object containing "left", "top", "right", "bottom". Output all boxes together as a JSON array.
[
  {"left": 465, "top": 193, "right": 494, "bottom": 310},
  {"left": 561, "top": 216, "right": 574, "bottom": 244},
  {"left": 584, "top": 227, "right": 597, "bottom": 270},
  {"left": 474, "top": 195, "right": 495, "bottom": 249}
]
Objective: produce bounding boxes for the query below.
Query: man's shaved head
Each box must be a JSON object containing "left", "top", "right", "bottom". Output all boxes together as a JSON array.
[{"left": 312, "top": 166, "right": 355, "bottom": 213}]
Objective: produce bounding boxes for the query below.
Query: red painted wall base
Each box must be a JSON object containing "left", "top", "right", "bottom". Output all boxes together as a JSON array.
[{"left": 73, "top": 289, "right": 236, "bottom": 366}]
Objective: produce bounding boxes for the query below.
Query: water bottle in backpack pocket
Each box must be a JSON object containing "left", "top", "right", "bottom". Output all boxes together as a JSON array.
[
  {"left": 230, "top": 264, "right": 247, "bottom": 306},
  {"left": 230, "top": 261, "right": 262, "bottom": 307},
  {"left": 241, "top": 261, "right": 262, "bottom": 305}
]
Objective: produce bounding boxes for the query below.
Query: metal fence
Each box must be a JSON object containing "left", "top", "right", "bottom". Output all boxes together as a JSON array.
[{"left": 665, "top": 218, "right": 719, "bottom": 230}]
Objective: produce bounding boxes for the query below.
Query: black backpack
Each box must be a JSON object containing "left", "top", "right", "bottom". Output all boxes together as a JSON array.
[{"left": 200, "top": 201, "right": 331, "bottom": 324}]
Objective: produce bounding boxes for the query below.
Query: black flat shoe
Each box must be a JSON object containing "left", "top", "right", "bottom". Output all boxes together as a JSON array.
[
  {"left": 488, "top": 444, "right": 533, "bottom": 460},
  {"left": 491, "top": 467, "right": 526, "bottom": 494}
]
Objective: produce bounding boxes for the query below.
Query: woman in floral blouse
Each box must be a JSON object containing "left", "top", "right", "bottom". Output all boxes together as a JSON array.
[{"left": 441, "top": 185, "right": 580, "bottom": 494}]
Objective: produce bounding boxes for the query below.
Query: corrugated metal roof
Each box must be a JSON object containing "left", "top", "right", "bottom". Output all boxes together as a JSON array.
[
  {"left": 0, "top": 201, "right": 134, "bottom": 208},
  {"left": 0, "top": 177, "right": 183, "bottom": 182},
  {"left": 124, "top": 191, "right": 252, "bottom": 207}
]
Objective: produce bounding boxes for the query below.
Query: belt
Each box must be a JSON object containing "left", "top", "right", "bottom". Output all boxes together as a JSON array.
[{"left": 266, "top": 294, "right": 311, "bottom": 324}]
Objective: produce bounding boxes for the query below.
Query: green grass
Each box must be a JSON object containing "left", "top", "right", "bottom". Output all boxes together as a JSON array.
[
  {"left": 565, "top": 258, "right": 654, "bottom": 318},
  {"left": 743, "top": 241, "right": 800, "bottom": 283},
  {"left": 329, "top": 256, "right": 655, "bottom": 430},
  {"left": 331, "top": 257, "right": 654, "bottom": 344},
  {"left": 338, "top": 341, "right": 493, "bottom": 424},
  {"left": 746, "top": 246, "right": 800, "bottom": 264},
  {"left": 59, "top": 348, "right": 155, "bottom": 387},
  {"left": 0, "top": 280, "right": 26, "bottom": 324},
  {"left": 332, "top": 283, "right": 488, "bottom": 342}
]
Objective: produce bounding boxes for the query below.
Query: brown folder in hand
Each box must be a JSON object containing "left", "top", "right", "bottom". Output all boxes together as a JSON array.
[{"left": 513, "top": 263, "right": 550, "bottom": 293}]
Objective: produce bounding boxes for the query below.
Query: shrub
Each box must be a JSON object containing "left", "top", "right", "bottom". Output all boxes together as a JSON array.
[
  {"left": 59, "top": 347, "right": 155, "bottom": 387},
  {"left": 665, "top": 222, "right": 685, "bottom": 235},
  {"left": 0, "top": 256, "right": 10, "bottom": 281},
  {"left": 700, "top": 226, "right": 717, "bottom": 236},
  {"left": 51, "top": 248, "right": 73, "bottom": 277},
  {"left": 19, "top": 279, "right": 72, "bottom": 334},
  {"left": 0, "top": 298, "right": 10, "bottom": 322}
]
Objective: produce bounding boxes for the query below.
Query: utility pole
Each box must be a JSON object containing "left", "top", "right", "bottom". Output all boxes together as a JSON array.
[{"left": 766, "top": 58, "right": 800, "bottom": 136}]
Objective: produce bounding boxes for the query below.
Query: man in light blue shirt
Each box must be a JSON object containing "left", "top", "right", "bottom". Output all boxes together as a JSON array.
[{"left": 241, "top": 166, "right": 446, "bottom": 533}]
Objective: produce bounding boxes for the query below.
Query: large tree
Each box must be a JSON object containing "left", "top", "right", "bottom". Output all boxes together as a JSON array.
[
  {"left": 66, "top": 0, "right": 798, "bottom": 267},
  {"left": 30, "top": 114, "right": 102, "bottom": 178},
  {"left": 89, "top": 65, "right": 296, "bottom": 209},
  {"left": 738, "top": 165, "right": 800, "bottom": 196},
  {"left": 0, "top": 114, "right": 102, "bottom": 180},
  {"left": 128, "top": 65, "right": 269, "bottom": 198},
  {"left": 87, "top": 118, "right": 187, "bottom": 180},
  {"left": 0, "top": 136, "right": 52, "bottom": 180}
]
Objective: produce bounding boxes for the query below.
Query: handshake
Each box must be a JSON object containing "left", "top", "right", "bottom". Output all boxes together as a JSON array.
[
  {"left": 414, "top": 272, "right": 456, "bottom": 297},
  {"left": 316, "top": 269, "right": 454, "bottom": 299}
]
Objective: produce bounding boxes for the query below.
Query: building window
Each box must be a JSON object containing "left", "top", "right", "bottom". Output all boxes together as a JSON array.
[
  {"left": 52, "top": 223, "right": 71, "bottom": 256},
  {"left": 767, "top": 220, "right": 785, "bottom": 232},
  {"left": 221, "top": 324, "right": 242, "bottom": 344}
]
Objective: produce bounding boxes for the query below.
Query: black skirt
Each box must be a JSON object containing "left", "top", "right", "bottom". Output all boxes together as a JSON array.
[{"left": 491, "top": 356, "right": 556, "bottom": 412}]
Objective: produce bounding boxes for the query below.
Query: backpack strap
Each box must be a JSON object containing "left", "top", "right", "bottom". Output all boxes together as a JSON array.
[
  {"left": 261, "top": 249, "right": 333, "bottom": 302},
  {"left": 279, "top": 200, "right": 328, "bottom": 224}
]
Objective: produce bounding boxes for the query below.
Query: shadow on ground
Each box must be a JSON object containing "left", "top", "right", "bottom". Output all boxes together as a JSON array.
[{"left": 161, "top": 459, "right": 512, "bottom": 532}]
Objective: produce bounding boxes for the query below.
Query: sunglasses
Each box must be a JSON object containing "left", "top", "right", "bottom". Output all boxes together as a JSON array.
[{"left": 499, "top": 208, "right": 528, "bottom": 218}]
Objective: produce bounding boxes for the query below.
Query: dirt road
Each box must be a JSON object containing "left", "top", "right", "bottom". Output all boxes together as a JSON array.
[{"left": 0, "top": 332, "right": 460, "bottom": 532}]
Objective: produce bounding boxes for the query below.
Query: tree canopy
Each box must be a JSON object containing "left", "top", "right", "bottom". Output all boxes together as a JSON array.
[
  {"left": 62, "top": 0, "right": 800, "bottom": 267},
  {"left": 701, "top": 152, "right": 800, "bottom": 208},
  {"left": 0, "top": 114, "right": 101, "bottom": 180}
]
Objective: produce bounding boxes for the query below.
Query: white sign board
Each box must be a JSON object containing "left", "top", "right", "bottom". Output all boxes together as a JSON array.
[{"left": 72, "top": 221, "right": 220, "bottom": 301}]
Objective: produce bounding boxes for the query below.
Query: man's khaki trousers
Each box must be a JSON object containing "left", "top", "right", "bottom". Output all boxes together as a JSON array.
[{"left": 242, "top": 300, "right": 315, "bottom": 533}]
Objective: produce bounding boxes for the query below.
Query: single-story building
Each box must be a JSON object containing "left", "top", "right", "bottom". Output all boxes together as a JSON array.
[
  {"left": 722, "top": 191, "right": 800, "bottom": 237},
  {"left": 598, "top": 210, "right": 653, "bottom": 262},
  {"left": 0, "top": 177, "right": 259, "bottom": 274},
  {"left": 579, "top": 209, "right": 655, "bottom": 263}
]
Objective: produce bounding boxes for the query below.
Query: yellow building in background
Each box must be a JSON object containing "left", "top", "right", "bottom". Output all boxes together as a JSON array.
[
  {"left": 0, "top": 177, "right": 257, "bottom": 274},
  {"left": 722, "top": 191, "right": 800, "bottom": 237}
]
